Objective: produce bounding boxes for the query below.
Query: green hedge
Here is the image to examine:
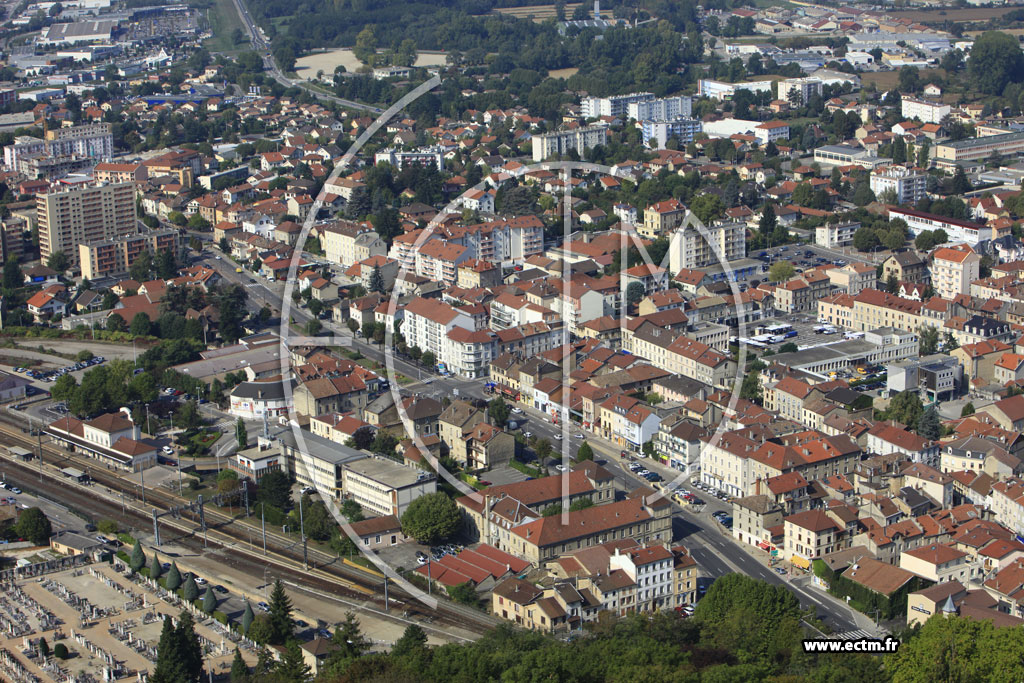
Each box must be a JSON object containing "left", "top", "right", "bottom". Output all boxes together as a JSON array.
[
  {"left": 213, "top": 611, "right": 229, "bottom": 625},
  {"left": 813, "top": 559, "right": 930, "bottom": 621}
]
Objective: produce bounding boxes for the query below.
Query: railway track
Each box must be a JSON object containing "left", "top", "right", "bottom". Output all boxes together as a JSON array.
[{"left": 0, "top": 417, "right": 497, "bottom": 633}]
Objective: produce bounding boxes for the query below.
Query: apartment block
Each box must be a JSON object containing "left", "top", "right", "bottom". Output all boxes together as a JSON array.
[
  {"left": 901, "top": 97, "right": 951, "bottom": 125},
  {"left": 322, "top": 220, "right": 386, "bottom": 268},
  {"left": 815, "top": 221, "right": 859, "bottom": 249},
  {"left": 4, "top": 122, "right": 113, "bottom": 169},
  {"left": 777, "top": 77, "right": 822, "bottom": 105},
  {"left": 36, "top": 181, "right": 135, "bottom": 269},
  {"left": 931, "top": 245, "right": 981, "bottom": 300},
  {"left": 641, "top": 118, "right": 702, "bottom": 149},
  {"left": 341, "top": 457, "right": 436, "bottom": 518},
  {"left": 532, "top": 125, "right": 608, "bottom": 162},
  {"left": 628, "top": 95, "right": 692, "bottom": 121},
  {"left": 667, "top": 220, "right": 745, "bottom": 269},
  {"left": 934, "top": 130, "right": 1024, "bottom": 163},
  {"left": 889, "top": 207, "right": 1009, "bottom": 247},
  {"left": 870, "top": 166, "right": 927, "bottom": 205},
  {"left": 79, "top": 227, "right": 182, "bottom": 280},
  {"left": 581, "top": 92, "right": 653, "bottom": 118},
  {"left": 373, "top": 146, "right": 444, "bottom": 171}
]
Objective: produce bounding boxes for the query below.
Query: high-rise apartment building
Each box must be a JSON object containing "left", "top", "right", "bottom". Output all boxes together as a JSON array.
[
  {"left": 581, "top": 92, "right": 653, "bottom": 118},
  {"left": 79, "top": 227, "right": 182, "bottom": 280},
  {"left": 3, "top": 123, "right": 113, "bottom": 169},
  {"left": 531, "top": 125, "right": 608, "bottom": 162},
  {"left": 869, "top": 166, "right": 927, "bottom": 206},
  {"left": 629, "top": 95, "right": 693, "bottom": 121},
  {"left": 37, "top": 181, "right": 136, "bottom": 270}
]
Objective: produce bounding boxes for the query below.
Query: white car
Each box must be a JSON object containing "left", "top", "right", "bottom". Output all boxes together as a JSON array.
[
  {"left": 511, "top": 407, "right": 523, "bottom": 414},
  {"left": 195, "top": 576, "right": 207, "bottom": 585},
  {"left": 554, "top": 464, "right": 569, "bottom": 472},
  {"left": 524, "top": 431, "right": 532, "bottom": 438},
  {"left": 553, "top": 434, "right": 563, "bottom": 440},
  {"left": 574, "top": 433, "right": 584, "bottom": 439},
  {"left": 162, "top": 446, "right": 174, "bottom": 455}
]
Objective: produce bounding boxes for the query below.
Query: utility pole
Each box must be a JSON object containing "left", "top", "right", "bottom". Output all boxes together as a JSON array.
[
  {"left": 140, "top": 462, "right": 146, "bottom": 504},
  {"left": 198, "top": 494, "right": 207, "bottom": 548},
  {"left": 261, "top": 505, "right": 267, "bottom": 555},
  {"left": 36, "top": 421, "right": 42, "bottom": 482},
  {"left": 298, "top": 493, "right": 308, "bottom": 571},
  {"left": 152, "top": 508, "right": 160, "bottom": 546},
  {"left": 177, "top": 457, "right": 182, "bottom": 496},
  {"left": 383, "top": 575, "right": 388, "bottom": 611}
]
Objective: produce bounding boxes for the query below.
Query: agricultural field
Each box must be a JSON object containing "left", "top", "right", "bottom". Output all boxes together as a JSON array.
[
  {"left": 886, "top": 7, "right": 1020, "bottom": 22},
  {"left": 493, "top": 3, "right": 583, "bottom": 22},
  {"left": 294, "top": 48, "right": 448, "bottom": 81}
]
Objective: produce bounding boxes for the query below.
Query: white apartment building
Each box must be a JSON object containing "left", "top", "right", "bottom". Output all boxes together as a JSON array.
[
  {"left": 870, "top": 166, "right": 927, "bottom": 206},
  {"left": 777, "top": 77, "right": 822, "bottom": 105},
  {"left": 403, "top": 297, "right": 475, "bottom": 361},
  {"left": 373, "top": 146, "right": 444, "bottom": 171},
  {"left": 931, "top": 245, "right": 981, "bottom": 300},
  {"left": 532, "top": 125, "right": 609, "bottom": 162},
  {"left": 414, "top": 240, "right": 470, "bottom": 286},
  {"left": 4, "top": 123, "right": 114, "bottom": 169},
  {"left": 641, "top": 118, "right": 702, "bottom": 149},
  {"left": 815, "top": 221, "right": 858, "bottom": 248},
  {"left": 342, "top": 457, "right": 436, "bottom": 518},
  {"left": 668, "top": 221, "right": 746, "bottom": 272},
  {"left": 754, "top": 121, "right": 790, "bottom": 144},
  {"left": 888, "top": 207, "right": 1004, "bottom": 247},
  {"left": 628, "top": 95, "right": 692, "bottom": 121},
  {"left": 901, "top": 97, "right": 951, "bottom": 125},
  {"left": 697, "top": 79, "right": 774, "bottom": 100},
  {"left": 581, "top": 92, "right": 653, "bottom": 118},
  {"left": 443, "top": 327, "right": 499, "bottom": 378},
  {"left": 608, "top": 545, "right": 675, "bottom": 612}
]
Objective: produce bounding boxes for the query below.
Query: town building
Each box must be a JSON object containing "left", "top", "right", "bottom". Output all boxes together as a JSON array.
[{"left": 37, "top": 181, "right": 135, "bottom": 270}]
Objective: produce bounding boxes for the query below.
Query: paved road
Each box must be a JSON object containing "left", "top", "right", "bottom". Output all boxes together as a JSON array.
[
  {"left": 225, "top": 0, "right": 383, "bottom": 114},
  {"left": 207, "top": 248, "right": 874, "bottom": 634}
]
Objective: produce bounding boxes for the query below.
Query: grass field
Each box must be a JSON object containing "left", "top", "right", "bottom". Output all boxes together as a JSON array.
[{"left": 205, "top": 0, "right": 248, "bottom": 54}]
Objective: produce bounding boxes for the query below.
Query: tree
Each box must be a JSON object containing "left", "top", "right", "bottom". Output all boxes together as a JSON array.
[
  {"left": 626, "top": 281, "right": 646, "bottom": 305},
  {"left": 918, "top": 405, "right": 940, "bottom": 440},
  {"left": 150, "top": 552, "right": 163, "bottom": 581},
  {"left": 130, "top": 250, "right": 153, "bottom": 282},
  {"left": 106, "top": 313, "right": 128, "bottom": 333},
  {"left": 368, "top": 264, "right": 386, "bottom": 293},
  {"left": 890, "top": 614, "right": 1024, "bottom": 682},
  {"left": 330, "top": 612, "right": 371, "bottom": 662},
  {"left": 885, "top": 390, "right": 924, "bottom": 428},
  {"left": 400, "top": 492, "right": 460, "bottom": 544},
  {"left": 2, "top": 256, "right": 22, "bottom": 290},
  {"left": 690, "top": 193, "right": 724, "bottom": 223},
  {"left": 968, "top": 31, "right": 1024, "bottom": 95},
  {"left": 156, "top": 249, "right": 177, "bottom": 279},
  {"left": 961, "top": 402, "right": 976, "bottom": 417},
  {"left": 151, "top": 612, "right": 204, "bottom": 683},
  {"left": 256, "top": 469, "right": 292, "bottom": 511},
  {"left": 230, "top": 647, "right": 248, "bottom": 682},
  {"left": 341, "top": 498, "right": 365, "bottom": 522},
  {"left": 886, "top": 273, "right": 899, "bottom": 294},
  {"left": 952, "top": 166, "right": 972, "bottom": 194},
  {"left": 308, "top": 298, "right": 324, "bottom": 318},
  {"left": 15, "top": 508, "right": 52, "bottom": 545},
  {"left": 53, "top": 643, "right": 69, "bottom": 660},
  {"left": 391, "top": 623, "right": 427, "bottom": 658},
  {"left": 182, "top": 573, "right": 199, "bottom": 602},
  {"left": 51, "top": 374, "right": 78, "bottom": 403},
  {"left": 852, "top": 227, "right": 880, "bottom": 251},
  {"left": 236, "top": 417, "right": 247, "bottom": 449},
  {"left": 38, "top": 637, "right": 49, "bottom": 661},
  {"left": 488, "top": 396, "right": 510, "bottom": 428},
  {"left": 778, "top": 342, "right": 798, "bottom": 353},
  {"left": 275, "top": 641, "right": 311, "bottom": 682},
  {"left": 944, "top": 331, "right": 960, "bottom": 351},
  {"left": 241, "top": 601, "right": 255, "bottom": 634},
  {"left": 46, "top": 250, "right": 69, "bottom": 273},
  {"left": 306, "top": 318, "right": 322, "bottom": 336},
  {"left": 740, "top": 367, "right": 762, "bottom": 402},
  {"left": 768, "top": 261, "right": 795, "bottom": 283},
  {"left": 129, "top": 540, "right": 145, "bottom": 573},
  {"left": 267, "top": 580, "right": 295, "bottom": 645},
  {"left": 759, "top": 203, "right": 776, "bottom": 236},
  {"left": 919, "top": 326, "right": 939, "bottom": 355},
  {"left": 577, "top": 441, "right": 594, "bottom": 461},
  {"left": 421, "top": 351, "right": 436, "bottom": 369},
  {"left": 852, "top": 182, "right": 875, "bottom": 207},
  {"left": 130, "top": 312, "right": 152, "bottom": 336},
  {"left": 201, "top": 585, "right": 217, "bottom": 613},
  {"left": 166, "top": 562, "right": 182, "bottom": 591}
]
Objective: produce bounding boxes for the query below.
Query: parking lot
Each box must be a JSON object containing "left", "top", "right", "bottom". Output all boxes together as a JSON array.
[{"left": 11, "top": 355, "right": 106, "bottom": 387}]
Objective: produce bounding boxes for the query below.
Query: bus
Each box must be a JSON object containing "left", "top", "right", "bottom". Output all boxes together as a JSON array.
[{"left": 761, "top": 323, "right": 794, "bottom": 337}]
